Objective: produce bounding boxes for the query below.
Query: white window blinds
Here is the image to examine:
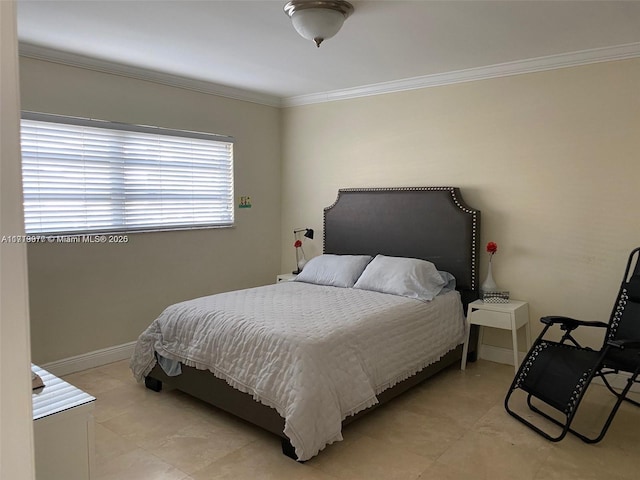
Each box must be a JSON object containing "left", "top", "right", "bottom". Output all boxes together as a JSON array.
[{"left": 21, "top": 112, "right": 234, "bottom": 235}]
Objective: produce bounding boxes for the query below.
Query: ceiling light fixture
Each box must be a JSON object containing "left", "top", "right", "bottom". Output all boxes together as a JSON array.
[{"left": 284, "top": 1, "right": 354, "bottom": 48}]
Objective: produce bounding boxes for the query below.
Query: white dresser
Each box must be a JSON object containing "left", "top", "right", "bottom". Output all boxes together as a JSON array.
[{"left": 32, "top": 365, "right": 96, "bottom": 480}]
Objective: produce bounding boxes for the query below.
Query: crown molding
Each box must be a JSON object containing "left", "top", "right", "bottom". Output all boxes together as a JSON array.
[
  {"left": 282, "top": 42, "right": 640, "bottom": 107},
  {"left": 18, "top": 42, "right": 283, "bottom": 108},
  {"left": 19, "top": 41, "right": 640, "bottom": 109}
]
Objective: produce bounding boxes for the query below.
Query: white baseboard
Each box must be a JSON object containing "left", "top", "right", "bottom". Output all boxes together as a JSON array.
[
  {"left": 592, "top": 371, "right": 640, "bottom": 393},
  {"left": 480, "top": 344, "right": 639, "bottom": 393},
  {"left": 40, "top": 340, "right": 639, "bottom": 395},
  {"left": 40, "top": 341, "right": 136, "bottom": 377}
]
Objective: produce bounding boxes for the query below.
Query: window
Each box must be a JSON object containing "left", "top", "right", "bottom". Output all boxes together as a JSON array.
[{"left": 20, "top": 112, "right": 234, "bottom": 235}]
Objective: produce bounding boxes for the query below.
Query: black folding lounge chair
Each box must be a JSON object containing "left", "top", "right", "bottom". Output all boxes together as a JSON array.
[{"left": 504, "top": 247, "right": 640, "bottom": 443}]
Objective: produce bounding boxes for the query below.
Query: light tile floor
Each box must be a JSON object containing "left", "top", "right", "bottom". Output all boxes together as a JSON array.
[{"left": 63, "top": 359, "right": 639, "bottom": 480}]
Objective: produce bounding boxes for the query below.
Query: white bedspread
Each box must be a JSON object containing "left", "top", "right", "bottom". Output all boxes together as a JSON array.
[{"left": 130, "top": 282, "right": 466, "bottom": 461}]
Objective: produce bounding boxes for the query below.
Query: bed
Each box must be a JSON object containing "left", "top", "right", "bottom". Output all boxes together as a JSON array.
[{"left": 130, "top": 186, "right": 481, "bottom": 461}]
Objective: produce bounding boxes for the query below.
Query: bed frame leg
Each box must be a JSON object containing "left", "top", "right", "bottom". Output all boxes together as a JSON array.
[
  {"left": 144, "top": 376, "right": 163, "bottom": 392},
  {"left": 281, "top": 438, "right": 304, "bottom": 462}
]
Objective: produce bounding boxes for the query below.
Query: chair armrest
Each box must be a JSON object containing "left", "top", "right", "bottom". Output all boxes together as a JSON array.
[
  {"left": 607, "top": 339, "right": 640, "bottom": 349},
  {"left": 540, "top": 316, "right": 608, "bottom": 331}
]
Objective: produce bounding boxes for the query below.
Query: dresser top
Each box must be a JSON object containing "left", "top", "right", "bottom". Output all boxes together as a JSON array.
[{"left": 32, "top": 365, "right": 95, "bottom": 420}]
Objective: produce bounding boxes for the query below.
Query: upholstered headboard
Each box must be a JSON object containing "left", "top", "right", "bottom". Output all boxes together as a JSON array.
[{"left": 323, "top": 187, "right": 480, "bottom": 299}]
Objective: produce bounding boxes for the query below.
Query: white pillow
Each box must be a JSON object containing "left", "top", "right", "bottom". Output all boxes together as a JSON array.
[
  {"left": 353, "top": 255, "right": 446, "bottom": 301},
  {"left": 438, "top": 271, "right": 457, "bottom": 293},
  {"left": 294, "top": 254, "right": 373, "bottom": 288}
]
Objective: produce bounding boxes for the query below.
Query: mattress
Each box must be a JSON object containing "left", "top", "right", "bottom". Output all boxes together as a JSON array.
[{"left": 130, "top": 282, "right": 466, "bottom": 460}]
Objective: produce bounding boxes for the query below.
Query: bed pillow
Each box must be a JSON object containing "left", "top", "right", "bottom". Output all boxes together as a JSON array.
[
  {"left": 294, "top": 254, "right": 374, "bottom": 288},
  {"left": 438, "top": 271, "right": 457, "bottom": 293},
  {"left": 353, "top": 254, "right": 447, "bottom": 301}
]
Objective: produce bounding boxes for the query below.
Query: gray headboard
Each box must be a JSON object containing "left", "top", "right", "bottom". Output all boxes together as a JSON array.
[{"left": 323, "top": 187, "right": 480, "bottom": 301}]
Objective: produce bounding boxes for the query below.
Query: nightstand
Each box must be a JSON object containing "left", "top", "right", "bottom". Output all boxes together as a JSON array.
[
  {"left": 461, "top": 299, "right": 531, "bottom": 373},
  {"left": 276, "top": 273, "right": 297, "bottom": 283}
]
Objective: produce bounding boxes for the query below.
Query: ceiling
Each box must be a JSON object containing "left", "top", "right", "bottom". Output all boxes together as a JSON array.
[{"left": 16, "top": 1, "right": 640, "bottom": 106}]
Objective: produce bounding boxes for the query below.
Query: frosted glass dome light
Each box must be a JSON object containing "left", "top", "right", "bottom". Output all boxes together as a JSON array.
[{"left": 284, "top": 1, "right": 354, "bottom": 47}]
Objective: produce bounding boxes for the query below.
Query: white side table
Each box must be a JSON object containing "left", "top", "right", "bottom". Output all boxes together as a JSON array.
[
  {"left": 461, "top": 299, "right": 531, "bottom": 373},
  {"left": 32, "top": 365, "right": 95, "bottom": 480},
  {"left": 276, "top": 273, "right": 297, "bottom": 283}
]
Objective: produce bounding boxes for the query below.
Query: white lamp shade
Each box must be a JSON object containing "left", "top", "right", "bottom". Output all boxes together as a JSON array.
[{"left": 290, "top": 8, "right": 346, "bottom": 44}]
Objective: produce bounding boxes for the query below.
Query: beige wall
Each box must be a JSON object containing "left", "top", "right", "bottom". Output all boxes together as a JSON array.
[
  {"left": 281, "top": 59, "right": 640, "bottom": 350},
  {"left": 19, "top": 55, "right": 640, "bottom": 363},
  {"left": 20, "top": 58, "right": 282, "bottom": 364}
]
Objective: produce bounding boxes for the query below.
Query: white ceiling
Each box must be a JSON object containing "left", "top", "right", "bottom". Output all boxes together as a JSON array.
[{"left": 16, "top": 1, "right": 640, "bottom": 106}]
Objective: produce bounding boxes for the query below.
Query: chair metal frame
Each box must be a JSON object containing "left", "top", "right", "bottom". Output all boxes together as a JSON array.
[{"left": 504, "top": 248, "right": 640, "bottom": 443}]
